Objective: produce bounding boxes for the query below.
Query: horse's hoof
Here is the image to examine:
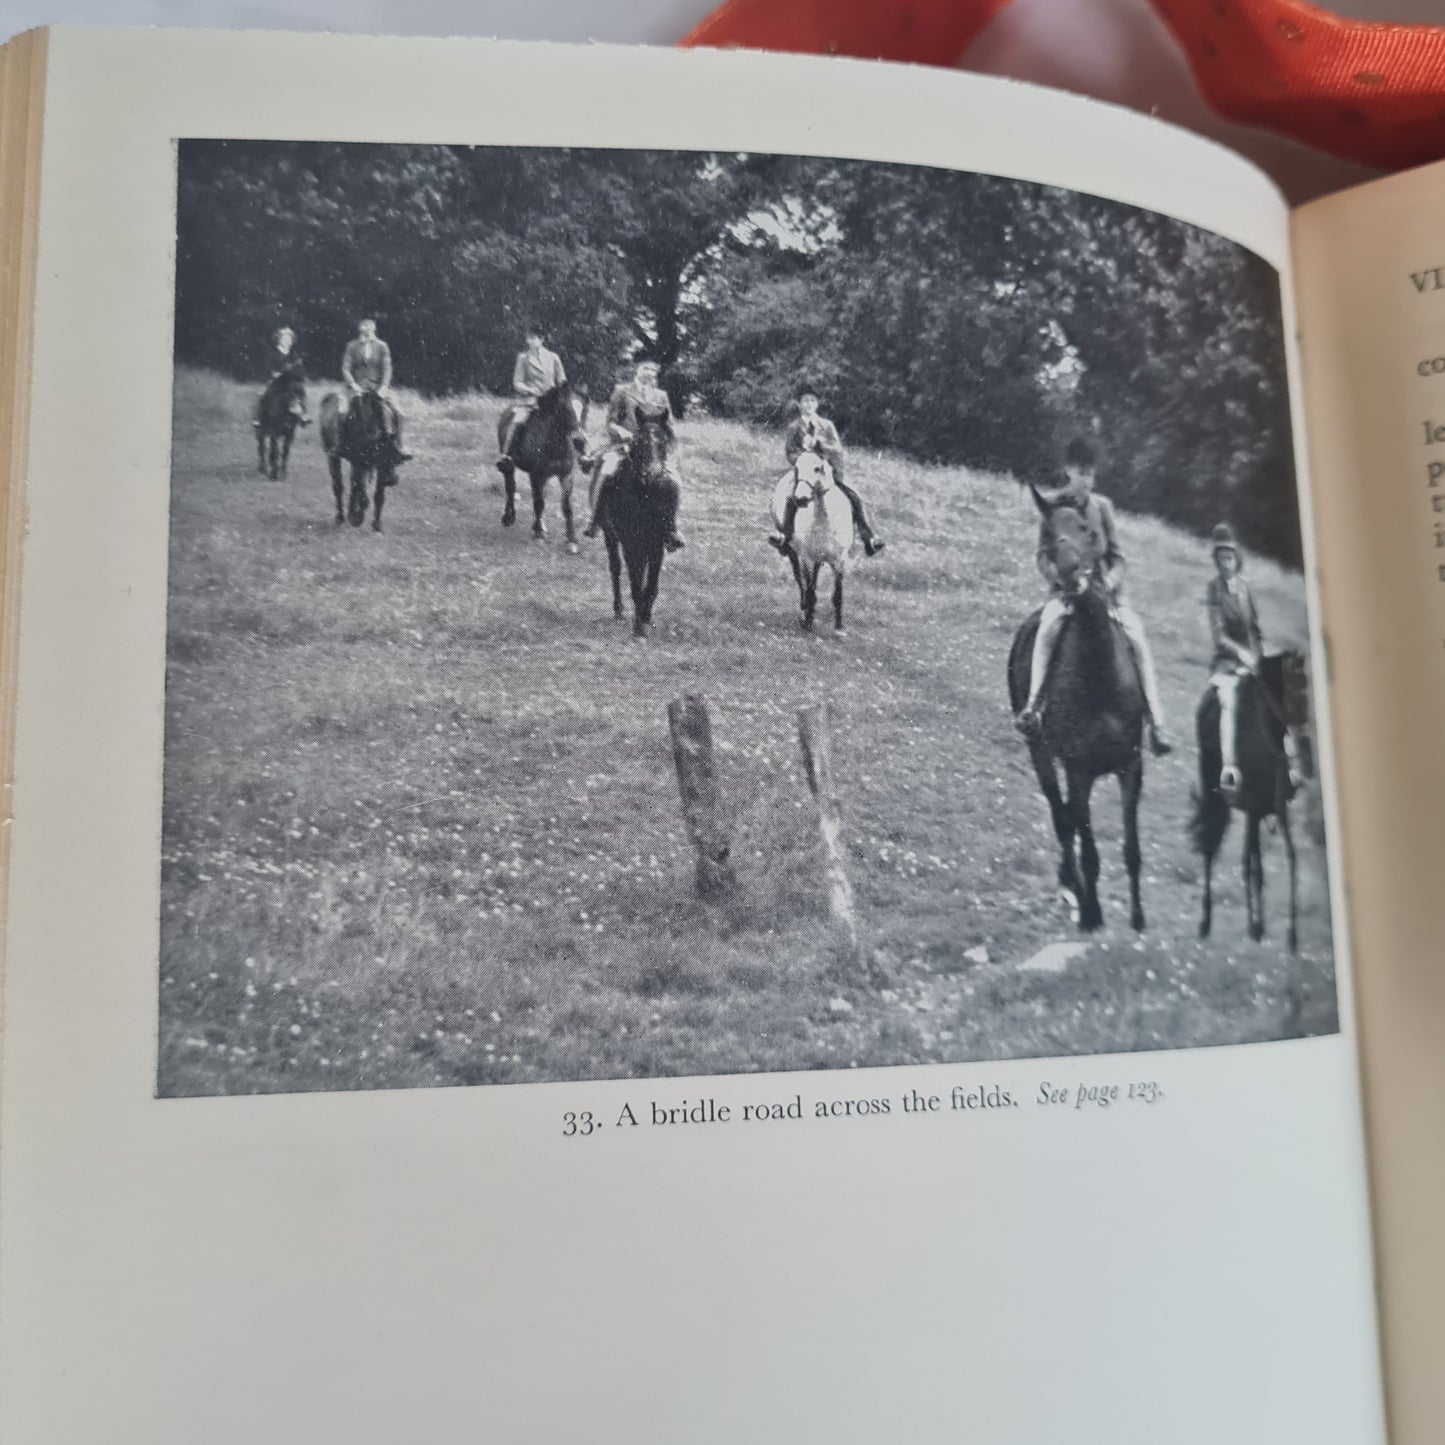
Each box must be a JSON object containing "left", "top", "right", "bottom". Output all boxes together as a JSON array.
[
  {"left": 632, "top": 621, "right": 650, "bottom": 641},
  {"left": 833, "top": 627, "right": 847, "bottom": 638},
  {"left": 372, "top": 521, "right": 383, "bottom": 534},
  {"left": 501, "top": 510, "right": 516, "bottom": 528},
  {"left": 533, "top": 526, "right": 547, "bottom": 541},
  {"left": 1131, "top": 909, "right": 1146, "bottom": 933},
  {"left": 798, "top": 615, "right": 813, "bottom": 632},
  {"left": 566, "top": 541, "right": 579, "bottom": 556},
  {"left": 1249, "top": 923, "right": 1265, "bottom": 943},
  {"left": 1198, "top": 919, "right": 1211, "bottom": 940},
  {"left": 334, "top": 514, "right": 344, "bottom": 526}
]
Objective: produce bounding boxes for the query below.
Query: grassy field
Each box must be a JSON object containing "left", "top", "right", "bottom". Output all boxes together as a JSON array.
[{"left": 158, "top": 368, "right": 1338, "bottom": 1097}]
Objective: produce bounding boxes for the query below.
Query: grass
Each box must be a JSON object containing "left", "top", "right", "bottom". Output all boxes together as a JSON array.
[{"left": 157, "top": 368, "right": 1338, "bottom": 1097}]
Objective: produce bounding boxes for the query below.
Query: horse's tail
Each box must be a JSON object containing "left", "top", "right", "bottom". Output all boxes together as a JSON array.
[
  {"left": 1189, "top": 686, "right": 1230, "bottom": 856},
  {"left": 1189, "top": 781, "right": 1231, "bottom": 858}
]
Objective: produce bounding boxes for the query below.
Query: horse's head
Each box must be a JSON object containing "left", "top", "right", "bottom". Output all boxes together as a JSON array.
[
  {"left": 1031, "top": 483, "right": 1101, "bottom": 595},
  {"left": 791, "top": 451, "right": 832, "bottom": 506},
  {"left": 629, "top": 405, "right": 675, "bottom": 475},
  {"left": 1261, "top": 648, "right": 1314, "bottom": 779},
  {"left": 536, "top": 383, "right": 591, "bottom": 452}
]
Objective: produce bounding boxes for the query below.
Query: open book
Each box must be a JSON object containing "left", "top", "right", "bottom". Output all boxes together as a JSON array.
[{"left": 0, "top": 25, "right": 1436, "bottom": 1444}]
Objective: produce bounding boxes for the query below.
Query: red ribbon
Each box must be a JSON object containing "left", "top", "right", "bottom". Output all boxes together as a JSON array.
[{"left": 682, "top": 0, "right": 1445, "bottom": 172}]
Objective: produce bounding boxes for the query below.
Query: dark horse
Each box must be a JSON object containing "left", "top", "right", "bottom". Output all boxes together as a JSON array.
[
  {"left": 319, "top": 391, "right": 396, "bottom": 531},
  {"left": 1007, "top": 488, "right": 1149, "bottom": 932},
  {"left": 1190, "top": 650, "right": 1313, "bottom": 953},
  {"left": 497, "top": 383, "right": 589, "bottom": 552},
  {"left": 256, "top": 373, "right": 305, "bottom": 481},
  {"left": 602, "top": 406, "right": 675, "bottom": 638}
]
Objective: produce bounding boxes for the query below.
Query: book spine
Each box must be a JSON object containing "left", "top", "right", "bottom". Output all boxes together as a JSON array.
[{"left": 0, "top": 28, "right": 48, "bottom": 1067}]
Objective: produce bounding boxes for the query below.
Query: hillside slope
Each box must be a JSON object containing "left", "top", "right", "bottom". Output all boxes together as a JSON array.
[{"left": 158, "top": 370, "right": 1337, "bottom": 1096}]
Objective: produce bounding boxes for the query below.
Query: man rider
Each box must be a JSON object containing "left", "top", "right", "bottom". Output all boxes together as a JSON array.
[
  {"left": 768, "top": 389, "right": 885, "bottom": 558},
  {"left": 1014, "top": 438, "right": 1173, "bottom": 757},
  {"left": 496, "top": 327, "right": 567, "bottom": 472},
  {"left": 341, "top": 318, "right": 411, "bottom": 464},
  {"left": 581, "top": 359, "right": 685, "bottom": 552}
]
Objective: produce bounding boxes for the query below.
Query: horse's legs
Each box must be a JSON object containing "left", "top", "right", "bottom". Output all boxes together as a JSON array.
[
  {"left": 832, "top": 569, "right": 845, "bottom": 633},
  {"left": 348, "top": 461, "right": 367, "bottom": 528},
  {"left": 605, "top": 534, "right": 624, "bottom": 621},
  {"left": 1120, "top": 758, "right": 1146, "bottom": 932},
  {"left": 328, "top": 455, "right": 345, "bottom": 524},
  {"left": 560, "top": 471, "right": 577, "bottom": 551},
  {"left": 501, "top": 465, "right": 517, "bottom": 527},
  {"left": 1244, "top": 813, "right": 1265, "bottom": 941},
  {"left": 1067, "top": 768, "right": 1103, "bottom": 931},
  {"left": 1200, "top": 845, "right": 1215, "bottom": 941},
  {"left": 1279, "top": 797, "right": 1298, "bottom": 955},
  {"left": 531, "top": 474, "right": 547, "bottom": 540},
  {"left": 640, "top": 546, "right": 663, "bottom": 627},
  {"left": 1030, "top": 746, "right": 1081, "bottom": 908},
  {"left": 372, "top": 464, "right": 390, "bottom": 533},
  {"left": 257, "top": 428, "right": 267, "bottom": 475},
  {"left": 625, "top": 544, "right": 649, "bottom": 638},
  {"left": 279, "top": 428, "right": 293, "bottom": 480},
  {"left": 800, "top": 562, "right": 820, "bottom": 630}
]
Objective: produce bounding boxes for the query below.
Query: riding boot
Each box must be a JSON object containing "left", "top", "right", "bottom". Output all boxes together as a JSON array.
[
  {"left": 496, "top": 415, "right": 520, "bottom": 474},
  {"left": 661, "top": 475, "right": 685, "bottom": 551},
  {"left": 769, "top": 496, "right": 800, "bottom": 553},
  {"left": 583, "top": 471, "right": 617, "bottom": 538},
  {"left": 836, "top": 479, "right": 886, "bottom": 557}
]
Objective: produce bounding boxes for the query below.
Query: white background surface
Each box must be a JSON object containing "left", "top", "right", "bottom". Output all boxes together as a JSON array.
[{"left": 0, "top": 0, "right": 1440, "bottom": 199}]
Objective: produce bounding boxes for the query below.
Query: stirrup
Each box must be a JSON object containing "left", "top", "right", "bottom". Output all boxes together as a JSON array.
[{"left": 1015, "top": 707, "right": 1043, "bottom": 739}]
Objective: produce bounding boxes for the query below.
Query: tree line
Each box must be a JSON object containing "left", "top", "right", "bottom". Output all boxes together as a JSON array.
[{"left": 175, "top": 141, "right": 1302, "bottom": 565}]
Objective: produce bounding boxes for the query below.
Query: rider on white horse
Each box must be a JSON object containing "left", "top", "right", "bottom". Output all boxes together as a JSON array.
[{"left": 768, "top": 389, "right": 885, "bottom": 558}]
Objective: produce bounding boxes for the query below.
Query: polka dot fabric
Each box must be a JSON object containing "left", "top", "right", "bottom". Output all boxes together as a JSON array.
[{"left": 682, "top": 0, "right": 1445, "bottom": 170}]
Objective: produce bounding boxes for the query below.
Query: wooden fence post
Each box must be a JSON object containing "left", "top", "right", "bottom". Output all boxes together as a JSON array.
[
  {"left": 797, "top": 704, "right": 859, "bottom": 956},
  {"left": 667, "top": 693, "right": 738, "bottom": 902}
]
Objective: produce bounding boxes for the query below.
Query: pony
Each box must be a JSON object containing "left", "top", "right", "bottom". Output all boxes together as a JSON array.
[
  {"left": 770, "top": 452, "right": 857, "bottom": 633},
  {"left": 497, "top": 383, "right": 589, "bottom": 552},
  {"left": 1190, "top": 649, "right": 1313, "bottom": 953},
  {"left": 255, "top": 373, "right": 305, "bottom": 481},
  {"left": 319, "top": 391, "right": 396, "bottom": 532},
  {"left": 601, "top": 405, "right": 676, "bottom": 638},
  {"left": 1006, "top": 485, "right": 1149, "bottom": 933}
]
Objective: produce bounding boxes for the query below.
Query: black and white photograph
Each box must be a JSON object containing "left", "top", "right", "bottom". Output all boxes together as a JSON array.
[{"left": 160, "top": 141, "right": 1338, "bottom": 1098}]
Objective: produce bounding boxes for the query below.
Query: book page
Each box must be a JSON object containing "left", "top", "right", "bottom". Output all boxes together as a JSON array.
[
  {"left": 1294, "top": 166, "right": 1445, "bottom": 1445},
  {"left": 0, "top": 27, "right": 1383, "bottom": 1443}
]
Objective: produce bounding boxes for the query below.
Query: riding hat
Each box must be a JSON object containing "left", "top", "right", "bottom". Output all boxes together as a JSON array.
[{"left": 1210, "top": 522, "right": 1240, "bottom": 555}]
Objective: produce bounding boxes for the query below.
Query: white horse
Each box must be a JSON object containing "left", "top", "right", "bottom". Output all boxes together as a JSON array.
[{"left": 770, "top": 452, "right": 857, "bottom": 633}]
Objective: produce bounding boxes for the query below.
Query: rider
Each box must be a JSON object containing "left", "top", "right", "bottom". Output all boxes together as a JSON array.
[
  {"left": 1206, "top": 522, "right": 1303, "bottom": 791},
  {"left": 341, "top": 318, "right": 411, "bottom": 465},
  {"left": 496, "top": 327, "right": 567, "bottom": 472},
  {"left": 1015, "top": 438, "right": 1173, "bottom": 757},
  {"left": 251, "top": 325, "right": 310, "bottom": 428},
  {"left": 581, "top": 359, "right": 685, "bottom": 551},
  {"left": 768, "top": 389, "right": 885, "bottom": 558}
]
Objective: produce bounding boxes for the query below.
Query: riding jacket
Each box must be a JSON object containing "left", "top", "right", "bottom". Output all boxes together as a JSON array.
[
  {"left": 341, "top": 337, "right": 393, "bottom": 392},
  {"left": 1206, "top": 573, "right": 1263, "bottom": 672},
  {"left": 264, "top": 345, "right": 305, "bottom": 383},
  {"left": 785, "top": 415, "right": 845, "bottom": 477},
  {"left": 512, "top": 347, "right": 566, "bottom": 398}
]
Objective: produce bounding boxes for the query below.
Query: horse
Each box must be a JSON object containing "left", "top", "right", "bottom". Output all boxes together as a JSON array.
[
  {"left": 1190, "top": 649, "right": 1313, "bottom": 953},
  {"left": 497, "top": 383, "right": 589, "bottom": 552},
  {"left": 601, "top": 405, "right": 676, "bottom": 638},
  {"left": 256, "top": 374, "right": 305, "bottom": 481},
  {"left": 319, "top": 391, "right": 396, "bottom": 531},
  {"left": 1006, "top": 486, "right": 1149, "bottom": 933},
  {"left": 770, "top": 453, "right": 857, "bottom": 633}
]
